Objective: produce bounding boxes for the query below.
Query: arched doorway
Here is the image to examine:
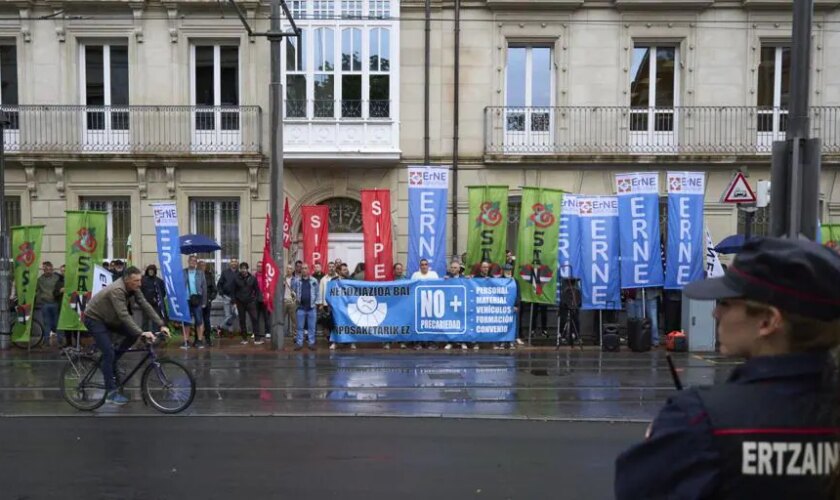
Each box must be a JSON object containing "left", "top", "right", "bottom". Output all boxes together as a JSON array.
[{"left": 297, "top": 197, "right": 365, "bottom": 272}]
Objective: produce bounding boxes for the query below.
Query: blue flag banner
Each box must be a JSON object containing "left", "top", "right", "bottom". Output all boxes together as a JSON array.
[
  {"left": 666, "top": 172, "right": 706, "bottom": 288},
  {"left": 616, "top": 172, "right": 665, "bottom": 288},
  {"left": 326, "top": 277, "right": 517, "bottom": 343},
  {"left": 579, "top": 196, "right": 621, "bottom": 310},
  {"left": 408, "top": 167, "right": 449, "bottom": 277},
  {"left": 152, "top": 202, "right": 192, "bottom": 324},
  {"left": 556, "top": 194, "right": 582, "bottom": 303}
]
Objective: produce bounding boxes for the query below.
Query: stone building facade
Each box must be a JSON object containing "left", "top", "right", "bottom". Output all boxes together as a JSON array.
[{"left": 1, "top": 0, "right": 838, "bottom": 273}]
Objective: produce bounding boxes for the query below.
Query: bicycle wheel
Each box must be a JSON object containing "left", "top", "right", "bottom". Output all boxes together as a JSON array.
[
  {"left": 141, "top": 358, "right": 196, "bottom": 414},
  {"left": 11, "top": 319, "right": 45, "bottom": 349},
  {"left": 60, "top": 356, "right": 107, "bottom": 411}
]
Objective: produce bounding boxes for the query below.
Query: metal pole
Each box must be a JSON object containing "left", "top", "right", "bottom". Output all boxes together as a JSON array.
[
  {"left": 269, "top": 0, "right": 286, "bottom": 350},
  {"left": 0, "top": 113, "right": 9, "bottom": 350},
  {"left": 451, "top": 0, "right": 460, "bottom": 258},
  {"left": 423, "top": 0, "right": 430, "bottom": 164}
]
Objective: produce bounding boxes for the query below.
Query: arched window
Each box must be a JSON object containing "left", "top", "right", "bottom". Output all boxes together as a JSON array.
[{"left": 298, "top": 197, "right": 363, "bottom": 233}]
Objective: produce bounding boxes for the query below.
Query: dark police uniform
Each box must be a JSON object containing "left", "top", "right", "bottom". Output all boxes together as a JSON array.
[{"left": 615, "top": 351, "right": 839, "bottom": 499}]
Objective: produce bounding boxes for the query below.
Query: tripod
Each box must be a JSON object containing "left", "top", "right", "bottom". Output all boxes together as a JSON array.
[{"left": 555, "top": 276, "right": 582, "bottom": 350}]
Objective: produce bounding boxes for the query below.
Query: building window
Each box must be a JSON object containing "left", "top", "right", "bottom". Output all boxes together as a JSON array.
[
  {"left": 4, "top": 196, "right": 21, "bottom": 230},
  {"left": 341, "top": 0, "right": 362, "bottom": 18},
  {"left": 629, "top": 45, "right": 678, "bottom": 133},
  {"left": 506, "top": 196, "right": 521, "bottom": 255},
  {"left": 81, "top": 44, "right": 129, "bottom": 132},
  {"left": 369, "top": 27, "right": 390, "bottom": 118},
  {"left": 190, "top": 198, "right": 240, "bottom": 271},
  {"left": 757, "top": 45, "right": 790, "bottom": 133},
  {"left": 738, "top": 206, "right": 770, "bottom": 238},
  {"left": 282, "top": 13, "right": 394, "bottom": 120},
  {"left": 341, "top": 28, "right": 362, "bottom": 118},
  {"left": 313, "top": 0, "right": 334, "bottom": 19},
  {"left": 314, "top": 27, "right": 336, "bottom": 118},
  {"left": 291, "top": 0, "right": 307, "bottom": 19},
  {"left": 369, "top": 0, "right": 390, "bottom": 19},
  {"left": 0, "top": 45, "right": 18, "bottom": 130},
  {"left": 286, "top": 34, "right": 307, "bottom": 118},
  {"left": 192, "top": 44, "right": 239, "bottom": 131},
  {"left": 505, "top": 45, "right": 552, "bottom": 135},
  {"left": 81, "top": 197, "right": 131, "bottom": 261}
]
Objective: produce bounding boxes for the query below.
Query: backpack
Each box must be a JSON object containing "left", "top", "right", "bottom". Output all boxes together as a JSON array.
[{"left": 665, "top": 330, "right": 687, "bottom": 352}]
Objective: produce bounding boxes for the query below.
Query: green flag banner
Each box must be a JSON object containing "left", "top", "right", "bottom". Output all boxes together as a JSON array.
[
  {"left": 10, "top": 225, "right": 44, "bottom": 343},
  {"left": 823, "top": 224, "right": 840, "bottom": 254},
  {"left": 466, "top": 186, "right": 508, "bottom": 276},
  {"left": 58, "top": 211, "right": 107, "bottom": 331},
  {"left": 516, "top": 187, "right": 564, "bottom": 304}
]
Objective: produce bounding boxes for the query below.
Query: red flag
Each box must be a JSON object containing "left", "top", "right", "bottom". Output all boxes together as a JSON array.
[
  {"left": 301, "top": 205, "right": 329, "bottom": 270},
  {"left": 361, "top": 189, "right": 394, "bottom": 281},
  {"left": 282, "top": 198, "right": 292, "bottom": 250},
  {"left": 262, "top": 214, "right": 280, "bottom": 313}
]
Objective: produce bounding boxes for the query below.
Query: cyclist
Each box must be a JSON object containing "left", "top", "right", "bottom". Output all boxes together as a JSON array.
[{"left": 83, "top": 266, "right": 170, "bottom": 405}]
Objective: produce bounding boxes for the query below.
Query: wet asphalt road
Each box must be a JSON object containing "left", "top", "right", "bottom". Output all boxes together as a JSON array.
[{"left": 0, "top": 416, "right": 644, "bottom": 500}]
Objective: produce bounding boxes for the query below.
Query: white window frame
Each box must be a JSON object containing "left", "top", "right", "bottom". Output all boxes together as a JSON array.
[
  {"left": 189, "top": 43, "right": 242, "bottom": 151},
  {"left": 79, "top": 43, "right": 130, "bottom": 151},
  {"left": 189, "top": 198, "right": 241, "bottom": 272},
  {"left": 629, "top": 44, "right": 680, "bottom": 150},
  {"left": 0, "top": 43, "right": 19, "bottom": 150},
  {"left": 503, "top": 44, "right": 555, "bottom": 152},
  {"left": 757, "top": 45, "right": 789, "bottom": 146}
]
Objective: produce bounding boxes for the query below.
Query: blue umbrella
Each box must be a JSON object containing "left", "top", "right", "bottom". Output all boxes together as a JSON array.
[
  {"left": 179, "top": 234, "right": 222, "bottom": 254},
  {"left": 714, "top": 234, "right": 756, "bottom": 255}
]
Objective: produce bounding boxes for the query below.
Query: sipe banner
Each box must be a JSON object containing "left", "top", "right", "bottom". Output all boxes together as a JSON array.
[
  {"left": 516, "top": 187, "right": 564, "bottom": 304},
  {"left": 262, "top": 214, "right": 280, "bottom": 313},
  {"left": 407, "top": 167, "right": 449, "bottom": 277},
  {"left": 579, "top": 196, "right": 621, "bottom": 310},
  {"left": 361, "top": 189, "right": 395, "bottom": 281},
  {"left": 301, "top": 205, "right": 329, "bottom": 269},
  {"left": 665, "top": 172, "right": 706, "bottom": 288},
  {"left": 283, "top": 198, "right": 292, "bottom": 250},
  {"left": 616, "top": 172, "right": 665, "bottom": 289},
  {"left": 58, "top": 210, "right": 107, "bottom": 331},
  {"left": 11, "top": 225, "right": 44, "bottom": 344}
]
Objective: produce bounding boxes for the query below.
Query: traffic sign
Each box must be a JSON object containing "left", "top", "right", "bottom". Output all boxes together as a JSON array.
[{"left": 721, "top": 172, "right": 757, "bottom": 204}]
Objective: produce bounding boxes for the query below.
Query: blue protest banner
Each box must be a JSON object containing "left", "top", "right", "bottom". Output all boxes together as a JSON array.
[
  {"left": 326, "top": 277, "right": 517, "bottom": 343},
  {"left": 556, "top": 193, "right": 582, "bottom": 303},
  {"left": 152, "top": 202, "right": 192, "bottom": 324},
  {"left": 665, "top": 172, "right": 706, "bottom": 288},
  {"left": 579, "top": 196, "right": 621, "bottom": 310},
  {"left": 615, "top": 172, "right": 665, "bottom": 288},
  {"left": 408, "top": 167, "right": 449, "bottom": 277}
]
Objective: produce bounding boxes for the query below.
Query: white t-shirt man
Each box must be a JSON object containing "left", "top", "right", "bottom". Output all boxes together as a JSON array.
[{"left": 411, "top": 270, "right": 439, "bottom": 280}]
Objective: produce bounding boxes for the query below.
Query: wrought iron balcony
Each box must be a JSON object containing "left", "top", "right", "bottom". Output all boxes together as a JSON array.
[
  {"left": 0, "top": 105, "right": 262, "bottom": 155},
  {"left": 484, "top": 106, "right": 840, "bottom": 157}
]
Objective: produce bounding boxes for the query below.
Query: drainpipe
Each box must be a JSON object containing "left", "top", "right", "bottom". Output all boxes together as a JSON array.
[
  {"left": 424, "top": 0, "right": 430, "bottom": 164},
  {"left": 451, "top": 0, "right": 460, "bottom": 257}
]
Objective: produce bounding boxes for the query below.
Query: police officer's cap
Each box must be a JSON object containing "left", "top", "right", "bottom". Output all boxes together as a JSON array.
[{"left": 683, "top": 237, "right": 840, "bottom": 321}]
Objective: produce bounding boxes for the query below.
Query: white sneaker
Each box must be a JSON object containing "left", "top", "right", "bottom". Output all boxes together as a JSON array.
[
  {"left": 508, "top": 342, "right": 515, "bottom": 350},
  {"left": 384, "top": 343, "right": 391, "bottom": 350},
  {"left": 329, "top": 343, "right": 337, "bottom": 350},
  {"left": 350, "top": 343, "right": 357, "bottom": 350},
  {"left": 444, "top": 343, "right": 453, "bottom": 350},
  {"left": 493, "top": 344, "right": 502, "bottom": 350},
  {"left": 516, "top": 338, "right": 525, "bottom": 346},
  {"left": 266, "top": 334, "right": 271, "bottom": 339},
  {"left": 240, "top": 340, "right": 249, "bottom": 345},
  {"left": 180, "top": 343, "right": 191, "bottom": 350},
  {"left": 400, "top": 343, "right": 408, "bottom": 349},
  {"left": 461, "top": 343, "right": 468, "bottom": 350},
  {"left": 254, "top": 340, "right": 264, "bottom": 345},
  {"left": 472, "top": 344, "right": 480, "bottom": 350}
]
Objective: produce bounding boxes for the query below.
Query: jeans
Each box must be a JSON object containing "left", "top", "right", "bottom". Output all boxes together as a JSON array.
[
  {"left": 221, "top": 296, "right": 238, "bottom": 330},
  {"left": 257, "top": 302, "right": 271, "bottom": 337},
  {"left": 626, "top": 298, "right": 660, "bottom": 345},
  {"left": 236, "top": 302, "right": 260, "bottom": 340},
  {"left": 295, "top": 308, "right": 317, "bottom": 346},
  {"left": 83, "top": 317, "right": 137, "bottom": 393},
  {"left": 38, "top": 302, "right": 60, "bottom": 342},
  {"left": 284, "top": 300, "right": 298, "bottom": 338}
]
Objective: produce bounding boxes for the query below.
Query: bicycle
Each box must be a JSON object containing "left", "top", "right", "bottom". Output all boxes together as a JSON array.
[
  {"left": 9, "top": 307, "right": 45, "bottom": 350},
  {"left": 59, "top": 332, "right": 196, "bottom": 414}
]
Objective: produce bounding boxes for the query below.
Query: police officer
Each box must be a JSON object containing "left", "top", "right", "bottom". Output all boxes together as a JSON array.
[{"left": 615, "top": 237, "right": 840, "bottom": 499}]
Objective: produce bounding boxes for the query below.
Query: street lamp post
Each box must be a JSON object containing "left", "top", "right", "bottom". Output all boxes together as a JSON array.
[
  {"left": 0, "top": 112, "right": 10, "bottom": 350},
  {"left": 227, "top": 0, "right": 299, "bottom": 350}
]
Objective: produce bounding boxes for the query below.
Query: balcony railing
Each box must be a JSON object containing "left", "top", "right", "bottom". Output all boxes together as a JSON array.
[
  {"left": 0, "top": 105, "right": 262, "bottom": 155},
  {"left": 485, "top": 106, "right": 840, "bottom": 156}
]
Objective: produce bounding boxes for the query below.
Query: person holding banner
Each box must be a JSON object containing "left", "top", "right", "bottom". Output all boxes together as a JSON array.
[{"left": 616, "top": 238, "right": 840, "bottom": 500}]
